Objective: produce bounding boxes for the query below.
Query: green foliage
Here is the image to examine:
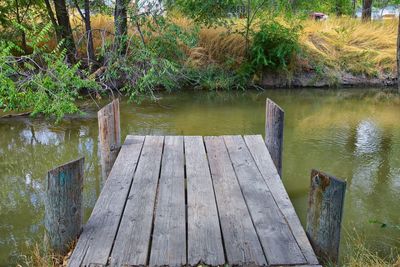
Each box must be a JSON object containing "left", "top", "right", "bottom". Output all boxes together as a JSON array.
[
  {"left": 0, "top": 23, "right": 99, "bottom": 121},
  {"left": 100, "top": 12, "right": 202, "bottom": 99},
  {"left": 102, "top": 45, "right": 184, "bottom": 100},
  {"left": 185, "top": 64, "right": 246, "bottom": 91},
  {"left": 171, "top": 0, "right": 238, "bottom": 27},
  {"left": 140, "top": 16, "right": 200, "bottom": 63},
  {"left": 0, "top": 0, "right": 47, "bottom": 47},
  {"left": 248, "top": 20, "right": 301, "bottom": 72}
]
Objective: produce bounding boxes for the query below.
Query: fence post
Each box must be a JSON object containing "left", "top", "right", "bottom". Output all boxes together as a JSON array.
[
  {"left": 306, "top": 169, "right": 346, "bottom": 266},
  {"left": 265, "top": 98, "right": 284, "bottom": 177},
  {"left": 45, "top": 157, "right": 84, "bottom": 255},
  {"left": 98, "top": 99, "right": 121, "bottom": 180}
]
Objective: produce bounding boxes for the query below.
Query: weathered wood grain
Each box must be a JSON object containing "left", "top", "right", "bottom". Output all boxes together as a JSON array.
[
  {"left": 45, "top": 157, "right": 84, "bottom": 255},
  {"left": 185, "top": 136, "right": 225, "bottom": 266},
  {"left": 149, "top": 136, "right": 186, "bottom": 267},
  {"left": 110, "top": 136, "right": 164, "bottom": 266},
  {"left": 244, "top": 135, "right": 319, "bottom": 265},
  {"left": 306, "top": 170, "right": 346, "bottom": 266},
  {"left": 204, "top": 136, "right": 267, "bottom": 266},
  {"left": 67, "top": 136, "right": 145, "bottom": 267},
  {"left": 224, "top": 135, "right": 306, "bottom": 265},
  {"left": 98, "top": 99, "right": 121, "bottom": 181},
  {"left": 265, "top": 99, "right": 284, "bottom": 177}
]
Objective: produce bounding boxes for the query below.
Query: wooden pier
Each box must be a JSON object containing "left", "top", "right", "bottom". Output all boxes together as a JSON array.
[
  {"left": 45, "top": 99, "right": 346, "bottom": 266},
  {"left": 67, "top": 134, "right": 321, "bottom": 267}
]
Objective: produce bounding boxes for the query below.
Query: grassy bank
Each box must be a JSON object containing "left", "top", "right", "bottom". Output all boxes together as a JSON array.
[
  {"left": 69, "top": 14, "right": 398, "bottom": 86},
  {"left": 72, "top": 14, "right": 397, "bottom": 75},
  {"left": 1, "top": 13, "right": 398, "bottom": 120}
]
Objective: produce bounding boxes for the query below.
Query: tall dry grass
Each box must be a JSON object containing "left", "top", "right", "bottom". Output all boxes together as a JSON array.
[
  {"left": 164, "top": 16, "right": 399, "bottom": 75},
  {"left": 38, "top": 13, "right": 400, "bottom": 76},
  {"left": 70, "top": 13, "right": 398, "bottom": 76},
  {"left": 302, "top": 17, "right": 397, "bottom": 76}
]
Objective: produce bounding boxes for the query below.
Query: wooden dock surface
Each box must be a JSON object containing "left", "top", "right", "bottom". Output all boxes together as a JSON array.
[{"left": 68, "top": 135, "right": 320, "bottom": 267}]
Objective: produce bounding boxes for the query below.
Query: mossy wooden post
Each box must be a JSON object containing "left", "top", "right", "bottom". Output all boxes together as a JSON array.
[
  {"left": 306, "top": 169, "right": 346, "bottom": 266},
  {"left": 265, "top": 98, "right": 284, "bottom": 177},
  {"left": 45, "top": 157, "right": 84, "bottom": 255},
  {"left": 98, "top": 99, "right": 121, "bottom": 180}
]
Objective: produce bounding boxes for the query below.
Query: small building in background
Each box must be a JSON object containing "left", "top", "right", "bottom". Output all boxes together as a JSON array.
[{"left": 309, "top": 12, "right": 329, "bottom": 21}]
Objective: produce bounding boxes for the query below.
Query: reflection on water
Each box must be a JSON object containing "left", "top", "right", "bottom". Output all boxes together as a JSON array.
[{"left": 0, "top": 89, "right": 399, "bottom": 265}]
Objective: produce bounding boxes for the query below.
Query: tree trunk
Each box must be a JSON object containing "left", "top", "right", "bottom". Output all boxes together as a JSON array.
[
  {"left": 362, "top": 0, "right": 373, "bottom": 22},
  {"left": 352, "top": 0, "right": 356, "bottom": 17},
  {"left": 84, "top": 0, "right": 96, "bottom": 69},
  {"left": 53, "top": 0, "right": 77, "bottom": 63},
  {"left": 397, "top": 15, "right": 400, "bottom": 93},
  {"left": 15, "top": 0, "right": 28, "bottom": 53},
  {"left": 114, "top": 0, "right": 128, "bottom": 54},
  {"left": 44, "top": 0, "right": 60, "bottom": 38}
]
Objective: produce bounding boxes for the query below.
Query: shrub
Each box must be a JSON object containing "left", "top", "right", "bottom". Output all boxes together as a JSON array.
[
  {"left": 0, "top": 23, "right": 100, "bottom": 121},
  {"left": 249, "top": 20, "right": 301, "bottom": 72}
]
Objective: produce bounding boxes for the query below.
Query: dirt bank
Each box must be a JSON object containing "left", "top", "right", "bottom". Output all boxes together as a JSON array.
[{"left": 261, "top": 70, "right": 396, "bottom": 88}]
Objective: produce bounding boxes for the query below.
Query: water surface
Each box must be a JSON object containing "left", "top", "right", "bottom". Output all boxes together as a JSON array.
[{"left": 0, "top": 89, "right": 399, "bottom": 265}]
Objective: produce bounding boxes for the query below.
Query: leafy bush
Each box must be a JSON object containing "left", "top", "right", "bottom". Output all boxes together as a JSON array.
[
  {"left": 101, "top": 45, "right": 184, "bottom": 100},
  {"left": 249, "top": 20, "right": 301, "bottom": 72},
  {"left": 99, "top": 15, "right": 201, "bottom": 99},
  {"left": 0, "top": 23, "right": 100, "bottom": 121}
]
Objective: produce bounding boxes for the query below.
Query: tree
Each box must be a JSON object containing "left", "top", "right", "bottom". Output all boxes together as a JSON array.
[
  {"left": 73, "top": 0, "right": 96, "bottom": 69},
  {"left": 0, "top": 0, "right": 45, "bottom": 54},
  {"left": 362, "top": 0, "right": 373, "bottom": 21},
  {"left": 14, "top": 0, "right": 31, "bottom": 52},
  {"left": 44, "top": 0, "right": 77, "bottom": 63},
  {"left": 114, "top": 0, "right": 128, "bottom": 54},
  {"left": 173, "top": 0, "right": 270, "bottom": 56}
]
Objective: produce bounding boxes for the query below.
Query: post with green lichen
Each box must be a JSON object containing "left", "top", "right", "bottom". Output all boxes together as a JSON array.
[
  {"left": 45, "top": 157, "right": 84, "bottom": 255},
  {"left": 306, "top": 169, "right": 346, "bottom": 266}
]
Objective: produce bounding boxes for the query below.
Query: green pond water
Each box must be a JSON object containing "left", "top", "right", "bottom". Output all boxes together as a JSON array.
[{"left": 0, "top": 89, "right": 399, "bottom": 265}]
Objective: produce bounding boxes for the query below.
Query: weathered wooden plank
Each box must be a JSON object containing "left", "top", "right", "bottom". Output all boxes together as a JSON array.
[
  {"left": 45, "top": 157, "right": 84, "bottom": 255},
  {"left": 306, "top": 170, "right": 346, "bottom": 266},
  {"left": 224, "top": 135, "right": 306, "bottom": 266},
  {"left": 244, "top": 135, "right": 319, "bottom": 265},
  {"left": 110, "top": 136, "right": 164, "bottom": 266},
  {"left": 185, "top": 136, "right": 225, "bottom": 266},
  {"left": 68, "top": 136, "right": 145, "bottom": 267},
  {"left": 265, "top": 98, "right": 284, "bottom": 177},
  {"left": 149, "top": 136, "right": 186, "bottom": 267},
  {"left": 98, "top": 99, "right": 121, "bottom": 181},
  {"left": 204, "top": 136, "right": 267, "bottom": 266}
]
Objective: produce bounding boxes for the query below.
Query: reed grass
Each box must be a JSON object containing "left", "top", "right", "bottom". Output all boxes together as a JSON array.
[{"left": 342, "top": 229, "right": 400, "bottom": 267}]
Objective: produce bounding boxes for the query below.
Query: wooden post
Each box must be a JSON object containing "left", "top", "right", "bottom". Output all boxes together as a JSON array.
[
  {"left": 45, "top": 157, "right": 84, "bottom": 255},
  {"left": 306, "top": 169, "right": 346, "bottom": 266},
  {"left": 98, "top": 99, "right": 121, "bottom": 180},
  {"left": 265, "top": 98, "right": 284, "bottom": 177}
]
